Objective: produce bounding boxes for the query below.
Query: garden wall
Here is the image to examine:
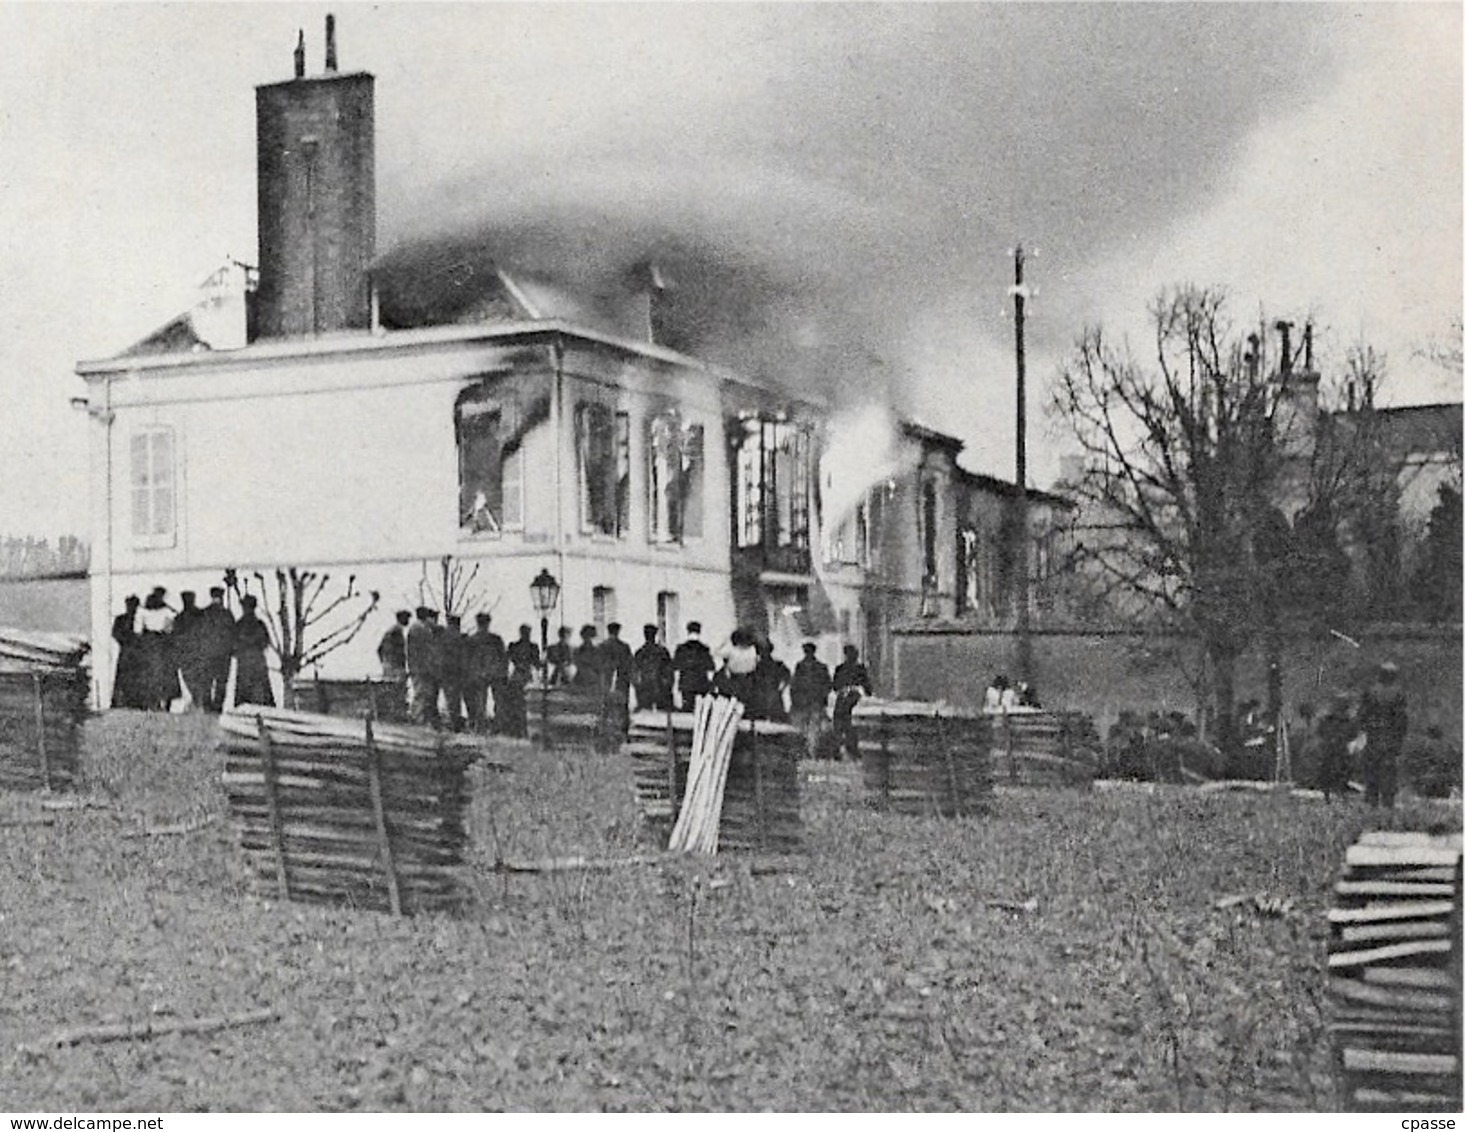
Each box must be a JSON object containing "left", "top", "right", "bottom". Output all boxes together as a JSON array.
[
  {"left": 0, "top": 574, "right": 88, "bottom": 634},
  {"left": 891, "top": 623, "right": 1463, "bottom": 741}
]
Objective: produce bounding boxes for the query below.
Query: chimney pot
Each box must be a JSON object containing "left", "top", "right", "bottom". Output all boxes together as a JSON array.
[
  {"left": 293, "top": 30, "right": 305, "bottom": 79},
  {"left": 325, "top": 14, "right": 338, "bottom": 72}
]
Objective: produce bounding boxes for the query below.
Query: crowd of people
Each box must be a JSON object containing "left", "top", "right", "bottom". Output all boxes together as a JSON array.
[
  {"left": 377, "top": 611, "right": 876, "bottom": 755},
  {"left": 110, "top": 586, "right": 274, "bottom": 712}
]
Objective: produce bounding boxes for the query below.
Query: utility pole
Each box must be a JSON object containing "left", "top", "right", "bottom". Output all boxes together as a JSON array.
[{"left": 1010, "top": 245, "right": 1032, "bottom": 683}]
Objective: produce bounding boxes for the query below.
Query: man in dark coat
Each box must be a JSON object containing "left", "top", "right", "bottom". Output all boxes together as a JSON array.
[
  {"left": 502, "top": 625, "right": 540, "bottom": 739},
  {"left": 110, "top": 595, "right": 145, "bottom": 710},
  {"left": 232, "top": 595, "right": 275, "bottom": 707},
  {"left": 1358, "top": 661, "right": 1408, "bottom": 808},
  {"left": 672, "top": 621, "right": 715, "bottom": 709},
  {"left": 790, "top": 641, "right": 833, "bottom": 757},
  {"left": 573, "top": 625, "right": 601, "bottom": 689},
  {"left": 198, "top": 587, "right": 237, "bottom": 712},
  {"left": 172, "top": 591, "right": 208, "bottom": 709},
  {"left": 831, "top": 645, "right": 873, "bottom": 760},
  {"left": 597, "top": 622, "right": 636, "bottom": 742},
  {"left": 751, "top": 639, "right": 791, "bottom": 722},
  {"left": 546, "top": 626, "right": 574, "bottom": 686},
  {"left": 405, "top": 606, "right": 440, "bottom": 728},
  {"left": 439, "top": 614, "right": 468, "bottom": 732},
  {"left": 466, "top": 612, "right": 508, "bottom": 733},
  {"left": 632, "top": 624, "right": 674, "bottom": 713},
  {"left": 376, "top": 610, "right": 410, "bottom": 721}
]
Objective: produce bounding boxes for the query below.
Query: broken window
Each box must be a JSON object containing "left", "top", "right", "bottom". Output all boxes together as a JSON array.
[
  {"left": 130, "top": 427, "right": 176, "bottom": 547},
  {"left": 734, "top": 416, "right": 811, "bottom": 552},
  {"left": 456, "top": 385, "right": 524, "bottom": 534},
  {"left": 922, "top": 478, "right": 939, "bottom": 585},
  {"left": 576, "top": 401, "right": 630, "bottom": 538},
  {"left": 648, "top": 412, "right": 706, "bottom": 544}
]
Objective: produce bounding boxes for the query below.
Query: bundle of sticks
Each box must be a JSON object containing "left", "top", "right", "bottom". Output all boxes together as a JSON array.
[
  {"left": 987, "top": 710, "right": 1099, "bottom": 787},
  {"left": 219, "top": 707, "right": 483, "bottom": 915},
  {"left": 1327, "top": 830, "right": 1462, "bottom": 1112},
  {"left": 856, "top": 701, "right": 992, "bottom": 817},
  {"left": 625, "top": 703, "right": 803, "bottom": 853},
  {"left": 0, "top": 669, "right": 88, "bottom": 792},
  {"left": 668, "top": 696, "right": 744, "bottom": 854}
]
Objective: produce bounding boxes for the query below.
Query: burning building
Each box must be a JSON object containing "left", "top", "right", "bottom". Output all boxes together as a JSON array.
[{"left": 77, "top": 19, "right": 1061, "bottom": 705}]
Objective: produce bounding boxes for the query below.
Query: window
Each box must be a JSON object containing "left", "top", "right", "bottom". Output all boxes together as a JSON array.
[
  {"left": 592, "top": 585, "right": 616, "bottom": 638},
  {"left": 576, "top": 401, "right": 630, "bottom": 537},
  {"left": 734, "top": 416, "right": 811, "bottom": 551},
  {"left": 656, "top": 591, "right": 679, "bottom": 644},
  {"left": 922, "top": 478, "right": 939, "bottom": 584},
  {"left": 456, "top": 384, "right": 524, "bottom": 534},
  {"left": 959, "top": 525, "right": 999, "bottom": 618},
  {"left": 130, "top": 427, "right": 176, "bottom": 547},
  {"left": 648, "top": 412, "right": 706, "bottom": 544}
]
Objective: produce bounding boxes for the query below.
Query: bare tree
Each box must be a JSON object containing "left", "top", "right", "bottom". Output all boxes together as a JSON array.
[
  {"left": 415, "top": 555, "right": 496, "bottom": 620},
  {"left": 224, "top": 567, "right": 380, "bottom": 701},
  {"left": 1052, "top": 286, "right": 1294, "bottom": 758}
]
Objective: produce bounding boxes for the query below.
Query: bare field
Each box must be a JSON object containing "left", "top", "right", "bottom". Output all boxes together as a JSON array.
[{"left": 0, "top": 712, "right": 1458, "bottom": 1112}]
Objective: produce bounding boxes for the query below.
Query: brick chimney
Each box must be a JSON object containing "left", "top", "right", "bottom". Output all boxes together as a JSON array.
[
  {"left": 252, "top": 16, "right": 375, "bottom": 339},
  {"left": 1275, "top": 322, "right": 1320, "bottom": 464}
]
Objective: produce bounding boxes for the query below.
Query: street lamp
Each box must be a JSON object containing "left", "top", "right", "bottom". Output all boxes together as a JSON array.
[{"left": 529, "top": 568, "right": 560, "bottom": 743}]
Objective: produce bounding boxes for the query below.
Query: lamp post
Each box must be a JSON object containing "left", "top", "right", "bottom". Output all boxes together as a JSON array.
[{"left": 529, "top": 568, "right": 560, "bottom": 744}]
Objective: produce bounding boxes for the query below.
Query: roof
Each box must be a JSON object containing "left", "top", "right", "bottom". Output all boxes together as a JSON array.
[
  {"left": 121, "top": 312, "right": 211, "bottom": 358},
  {"left": 901, "top": 419, "right": 965, "bottom": 453},
  {"left": 956, "top": 467, "right": 1075, "bottom": 509},
  {"left": 1372, "top": 402, "right": 1462, "bottom": 459}
]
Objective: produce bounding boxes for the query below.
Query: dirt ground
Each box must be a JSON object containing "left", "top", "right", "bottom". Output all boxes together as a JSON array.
[{"left": 0, "top": 711, "right": 1457, "bottom": 1112}]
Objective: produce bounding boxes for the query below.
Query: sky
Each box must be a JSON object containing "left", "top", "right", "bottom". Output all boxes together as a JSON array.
[{"left": 0, "top": 1, "right": 1459, "bottom": 542}]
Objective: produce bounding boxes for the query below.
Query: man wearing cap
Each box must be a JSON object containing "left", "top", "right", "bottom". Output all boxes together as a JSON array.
[
  {"left": 233, "top": 595, "right": 275, "bottom": 707},
  {"left": 110, "top": 595, "right": 145, "bottom": 710},
  {"left": 198, "top": 587, "right": 237, "bottom": 712},
  {"left": 376, "top": 610, "right": 411, "bottom": 721},
  {"left": 440, "top": 614, "right": 469, "bottom": 732},
  {"left": 405, "top": 606, "right": 441, "bottom": 728},
  {"left": 172, "top": 591, "right": 208, "bottom": 710},
  {"left": 1358, "top": 661, "right": 1408, "bottom": 808},
  {"left": 465, "top": 612, "right": 507, "bottom": 734},
  {"left": 790, "top": 641, "right": 833, "bottom": 757},
  {"left": 672, "top": 621, "right": 715, "bottom": 710},
  {"left": 598, "top": 622, "right": 636, "bottom": 744},
  {"left": 632, "top": 624, "right": 673, "bottom": 713}
]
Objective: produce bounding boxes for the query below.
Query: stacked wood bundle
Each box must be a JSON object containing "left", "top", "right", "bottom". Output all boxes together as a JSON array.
[
  {"left": 855, "top": 700, "right": 992, "bottom": 817},
  {"left": 528, "top": 686, "right": 603, "bottom": 747},
  {"left": 219, "top": 707, "right": 482, "bottom": 915},
  {"left": 668, "top": 696, "right": 744, "bottom": 854},
  {"left": 295, "top": 677, "right": 407, "bottom": 723},
  {"left": 0, "top": 627, "right": 89, "bottom": 792},
  {"left": 0, "top": 627, "right": 89, "bottom": 674},
  {"left": 625, "top": 703, "right": 802, "bottom": 853},
  {"left": 988, "top": 709, "right": 1100, "bottom": 787},
  {"left": 1327, "top": 831, "right": 1462, "bottom": 1112}
]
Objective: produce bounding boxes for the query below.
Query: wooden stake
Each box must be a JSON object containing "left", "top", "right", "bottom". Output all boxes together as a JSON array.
[
  {"left": 939, "top": 713, "right": 961, "bottom": 816},
  {"left": 365, "top": 718, "right": 403, "bottom": 916},
  {"left": 750, "top": 721, "right": 766, "bottom": 851},
  {"left": 256, "top": 715, "right": 290, "bottom": 901},
  {"left": 32, "top": 672, "right": 50, "bottom": 792}
]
